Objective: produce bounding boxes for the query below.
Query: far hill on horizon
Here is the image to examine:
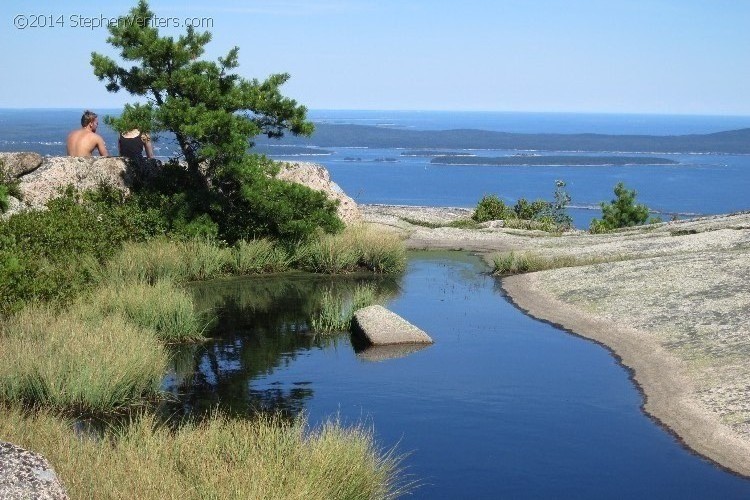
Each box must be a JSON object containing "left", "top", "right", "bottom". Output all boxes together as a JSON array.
[{"left": 257, "top": 124, "right": 750, "bottom": 154}]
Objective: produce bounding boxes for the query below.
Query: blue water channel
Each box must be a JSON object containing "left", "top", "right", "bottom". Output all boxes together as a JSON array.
[{"left": 172, "top": 252, "right": 750, "bottom": 498}]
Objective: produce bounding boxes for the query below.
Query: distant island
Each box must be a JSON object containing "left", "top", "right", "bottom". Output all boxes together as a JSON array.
[
  {"left": 253, "top": 145, "right": 334, "bottom": 156},
  {"left": 430, "top": 155, "right": 678, "bottom": 166},
  {"left": 257, "top": 124, "right": 750, "bottom": 154}
]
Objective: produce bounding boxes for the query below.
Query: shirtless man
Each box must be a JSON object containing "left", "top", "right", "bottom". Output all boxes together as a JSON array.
[{"left": 66, "top": 110, "right": 109, "bottom": 156}]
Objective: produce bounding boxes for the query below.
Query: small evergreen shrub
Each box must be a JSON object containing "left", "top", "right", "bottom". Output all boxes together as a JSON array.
[
  {"left": 543, "top": 180, "right": 573, "bottom": 230},
  {"left": 472, "top": 195, "right": 515, "bottom": 222},
  {"left": 589, "top": 182, "right": 658, "bottom": 232},
  {"left": 513, "top": 198, "right": 550, "bottom": 220}
]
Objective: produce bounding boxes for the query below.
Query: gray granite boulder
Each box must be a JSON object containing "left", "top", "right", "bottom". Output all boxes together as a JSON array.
[
  {"left": 352, "top": 305, "right": 433, "bottom": 346},
  {"left": 0, "top": 441, "right": 68, "bottom": 499},
  {"left": 8, "top": 156, "right": 360, "bottom": 226},
  {"left": 277, "top": 161, "right": 361, "bottom": 225},
  {"left": 0, "top": 152, "right": 44, "bottom": 180},
  {"left": 18, "top": 156, "right": 136, "bottom": 209}
]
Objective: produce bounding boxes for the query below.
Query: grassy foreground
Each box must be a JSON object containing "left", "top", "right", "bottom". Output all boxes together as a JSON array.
[
  {"left": 0, "top": 394, "right": 403, "bottom": 500},
  {"left": 0, "top": 220, "right": 408, "bottom": 497}
]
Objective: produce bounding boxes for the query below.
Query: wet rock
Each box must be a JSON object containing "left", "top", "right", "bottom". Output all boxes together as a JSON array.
[
  {"left": 0, "top": 441, "right": 68, "bottom": 499},
  {"left": 352, "top": 305, "right": 433, "bottom": 346}
]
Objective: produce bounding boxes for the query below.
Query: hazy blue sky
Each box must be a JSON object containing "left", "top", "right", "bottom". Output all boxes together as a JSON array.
[{"left": 1, "top": 0, "right": 748, "bottom": 114}]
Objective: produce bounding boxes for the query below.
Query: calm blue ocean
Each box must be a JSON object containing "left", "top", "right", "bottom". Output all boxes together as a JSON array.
[{"left": 2, "top": 108, "right": 749, "bottom": 226}]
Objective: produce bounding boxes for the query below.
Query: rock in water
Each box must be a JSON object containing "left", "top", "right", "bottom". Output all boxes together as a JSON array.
[
  {"left": 352, "top": 305, "right": 433, "bottom": 345},
  {"left": 0, "top": 441, "right": 68, "bottom": 499}
]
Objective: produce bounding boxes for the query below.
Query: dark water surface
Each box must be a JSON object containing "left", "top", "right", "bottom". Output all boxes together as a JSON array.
[{"left": 170, "top": 253, "right": 750, "bottom": 499}]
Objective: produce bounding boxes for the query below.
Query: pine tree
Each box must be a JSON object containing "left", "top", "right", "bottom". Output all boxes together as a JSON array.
[{"left": 90, "top": 1, "right": 341, "bottom": 241}]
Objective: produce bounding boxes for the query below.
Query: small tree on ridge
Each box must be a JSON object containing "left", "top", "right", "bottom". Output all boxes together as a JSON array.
[{"left": 90, "top": 0, "right": 341, "bottom": 241}]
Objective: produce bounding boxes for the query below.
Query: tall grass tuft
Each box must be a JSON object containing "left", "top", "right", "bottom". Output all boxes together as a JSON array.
[
  {"left": 230, "top": 239, "right": 291, "bottom": 274},
  {"left": 87, "top": 281, "right": 206, "bottom": 342},
  {"left": 0, "top": 408, "right": 406, "bottom": 499},
  {"left": 492, "top": 251, "right": 627, "bottom": 275},
  {"left": 296, "top": 233, "right": 360, "bottom": 274},
  {"left": 297, "top": 226, "right": 406, "bottom": 274},
  {"left": 310, "top": 290, "right": 348, "bottom": 333},
  {"left": 352, "top": 226, "right": 407, "bottom": 273},
  {"left": 106, "top": 237, "right": 232, "bottom": 284},
  {"left": 310, "top": 284, "right": 377, "bottom": 334},
  {"left": 0, "top": 305, "right": 167, "bottom": 413}
]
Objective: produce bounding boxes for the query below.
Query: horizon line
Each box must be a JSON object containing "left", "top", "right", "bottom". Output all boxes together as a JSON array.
[{"left": 1, "top": 107, "right": 750, "bottom": 119}]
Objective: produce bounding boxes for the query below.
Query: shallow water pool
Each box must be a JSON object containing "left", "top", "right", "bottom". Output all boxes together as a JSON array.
[{"left": 170, "top": 252, "right": 750, "bottom": 498}]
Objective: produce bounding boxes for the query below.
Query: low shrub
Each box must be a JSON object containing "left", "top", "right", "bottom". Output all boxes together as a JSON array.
[
  {"left": 0, "top": 185, "right": 169, "bottom": 314},
  {"left": 472, "top": 194, "right": 515, "bottom": 222},
  {"left": 503, "top": 216, "right": 558, "bottom": 232},
  {"left": 513, "top": 198, "right": 550, "bottom": 220}
]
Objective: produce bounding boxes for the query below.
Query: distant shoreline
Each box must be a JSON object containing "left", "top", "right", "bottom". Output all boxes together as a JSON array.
[
  {"left": 259, "top": 123, "right": 750, "bottom": 154},
  {"left": 430, "top": 155, "right": 678, "bottom": 166}
]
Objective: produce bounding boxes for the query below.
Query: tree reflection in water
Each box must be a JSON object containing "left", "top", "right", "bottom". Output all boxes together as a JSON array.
[{"left": 161, "top": 272, "right": 401, "bottom": 420}]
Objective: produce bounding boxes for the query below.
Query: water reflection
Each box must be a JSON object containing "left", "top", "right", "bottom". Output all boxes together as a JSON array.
[{"left": 162, "top": 272, "right": 402, "bottom": 419}]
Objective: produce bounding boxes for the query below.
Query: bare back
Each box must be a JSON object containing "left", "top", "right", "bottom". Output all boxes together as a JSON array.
[{"left": 66, "top": 128, "right": 109, "bottom": 157}]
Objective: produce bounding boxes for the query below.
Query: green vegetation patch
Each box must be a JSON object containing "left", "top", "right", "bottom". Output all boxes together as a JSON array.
[
  {"left": 0, "top": 408, "right": 405, "bottom": 500},
  {"left": 491, "top": 251, "right": 630, "bottom": 276}
]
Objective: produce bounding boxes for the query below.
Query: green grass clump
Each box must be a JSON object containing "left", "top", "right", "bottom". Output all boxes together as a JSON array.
[
  {"left": 310, "top": 291, "right": 348, "bottom": 332},
  {"left": 296, "top": 234, "right": 360, "bottom": 274},
  {"left": 89, "top": 280, "right": 206, "bottom": 342},
  {"left": 0, "top": 408, "right": 404, "bottom": 500},
  {"left": 492, "top": 251, "right": 628, "bottom": 275},
  {"left": 230, "top": 239, "right": 291, "bottom": 274},
  {"left": 106, "top": 237, "right": 233, "bottom": 284},
  {"left": 296, "top": 226, "right": 406, "bottom": 274},
  {"left": 399, "top": 217, "right": 478, "bottom": 229},
  {"left": 491, "top": 252, "right": 547, "bottom": 275},
  {"left": 311, "top": 284, "right": 377, "bottom": 334},
  {"left": 502, "top": 217, "right": 558, "bottom": 232},
  {"left": 0, "top": 304, "right": 167, "bottom": 413},
  {"left": 353, "top": 227, "right": 407, "bottom": 273},
  {"left": 446, "top": 218, "right": 480, "bottom": 229},
  {"left": 0, "top": 159, "right": 22, "bottom": 214}
]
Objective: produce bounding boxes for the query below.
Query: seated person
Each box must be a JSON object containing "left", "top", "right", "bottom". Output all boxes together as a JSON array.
[
  {"left": 66, "top": 110, "right": 109, "bottom": 157},
  {"left": 118, "top": 128, "right": 155, "bottom": 161}
]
